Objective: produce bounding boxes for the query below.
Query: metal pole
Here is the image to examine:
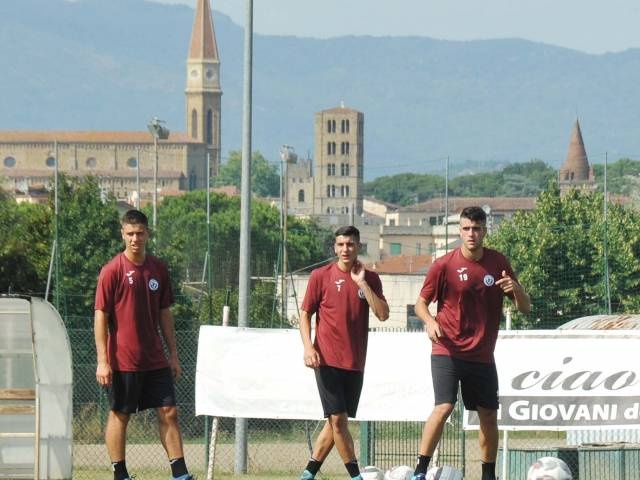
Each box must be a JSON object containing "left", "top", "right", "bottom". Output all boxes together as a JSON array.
[
  {"left": 280, "top": 151, "right": 285, "bottom": 323},
  {"left": 153, "top": 135, "right": 158, "bottom": 231},
  {"left": 501, "top": 308, "right": 512, "bottom": 480},
  {"left": 136, "top": 147, "right": 141, "bottom": 209},
  {"left": 603, "top": 152, "right": 611, "bottom": 314},
  {"left": 235, "top": 0, "right": 253, "bottom": 473},
  {"left": 444, "top": 156, "right": 449, "bottom": 254},
  {"left": 205, "top": 152, "right": 212, "bottom": 470},
  {"left": 54, "top": 141, "right": 60, "bottom": 311},
  {"left": 283, "top": 153, "right": 288, "bottom": 324}
]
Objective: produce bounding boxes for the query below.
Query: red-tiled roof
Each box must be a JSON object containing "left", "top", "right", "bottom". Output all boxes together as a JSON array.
[
  {"left": 188, "top": 0, "right": 219, "bottom": 61},
  {"left": 365, "top": 254, "right": 432, "bottom": 275},
  {"left": 560, "top": 118, "right": 590, "bottom": 181}
]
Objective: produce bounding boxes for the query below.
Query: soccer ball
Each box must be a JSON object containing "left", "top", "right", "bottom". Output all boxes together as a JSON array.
[
  {"left": 527, "top": 456, "right": 572, "bottom": 480},
  {"left": 426, "top": 465, "right": 464, "bottom": 480},
  {"left": 384, "top": 465, "right": 413, "bottom": 480},
  {"left": 361, "top": 465, "right": 385, "bottom": 480}
]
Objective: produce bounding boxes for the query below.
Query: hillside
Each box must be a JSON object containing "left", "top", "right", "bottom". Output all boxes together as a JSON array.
[{"left": 2, "top": 0, "right": 640, "bottom": 178}]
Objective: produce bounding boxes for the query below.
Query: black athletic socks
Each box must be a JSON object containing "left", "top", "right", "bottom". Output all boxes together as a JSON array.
[
  {"left": 169, "top": 457, "right": 188, "bottom": 478},
  {"left": 414, "top": 455, "right": 432, "bottom": 475},
  {"left": 111, "top": 460, "right": 129, "bottom": 480},
  {"left": 345, "top": 459, "right": 360, "bottom": 478},
  {"left": 481, "top": 461, "right": 496, "bottom": 480},
  {"left": 305, "top": 458, "right": 323, "bottom": 476}
]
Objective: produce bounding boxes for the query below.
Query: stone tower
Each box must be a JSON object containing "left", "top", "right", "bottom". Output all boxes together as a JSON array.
[
  {"left": 313, "top": 105, "right": 364, "bottom": 216},
  {"left": 559, "top": 118, "right": 595, "bottom": 191},
  {"left": 185, "top": 0, "right": 222, "bottom": 176}
]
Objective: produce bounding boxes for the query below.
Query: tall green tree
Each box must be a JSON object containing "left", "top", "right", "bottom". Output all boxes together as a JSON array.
[
  {"left": 214, "top": 150, "right": 280, "bottom": 197},
  {"left": 53, "top": 175, "right": 122, "bottom": 325},
  {"left": 488, "top": 182, "right": 640, "bottom": 329},
  {"left": 0, "top": 195, "right": 51, "bottom": 295},
  {"left": 364, "top": 159, "right": 556, "bottom": 204},
  {"left": 156, "top": 190, "right": 332, "bottom": 328}
]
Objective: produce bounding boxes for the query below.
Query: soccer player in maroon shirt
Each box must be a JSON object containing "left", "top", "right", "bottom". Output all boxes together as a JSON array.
[
  {"left": 94, "top": 210, "right": 193, "bottom": 480},
  {"left": 411, "top": 206, "right": 530, "bottom": 480},
  {"left": 298, "top": 225, "right": 389, "bottom": 480}
]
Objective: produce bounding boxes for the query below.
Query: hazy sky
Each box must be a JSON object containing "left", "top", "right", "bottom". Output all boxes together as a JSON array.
[{"left": 151, "top": 0, "right": 640, "bottom": 54}]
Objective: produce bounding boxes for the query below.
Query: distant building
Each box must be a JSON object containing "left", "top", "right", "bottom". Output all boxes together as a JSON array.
[
  {"left": 0, "top": 0, "right": 221, "bottom": 204},
  {"left": 287, "top": 103, "right": 364, "bottom": 219},
  {"left": 559, "top": 118, "right": 595, "bottom": 192}
]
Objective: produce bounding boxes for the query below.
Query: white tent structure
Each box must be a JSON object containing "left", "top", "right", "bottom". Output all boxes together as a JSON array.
[{"left": 0, "top": 296, "right": 73, "bottom": 479}]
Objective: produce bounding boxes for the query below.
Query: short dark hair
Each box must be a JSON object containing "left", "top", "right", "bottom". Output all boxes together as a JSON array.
[
  {"left": 460, "top": 206, "right": 486, "bottom": 224},
  {"left": 121, "top": 209, "right": 149, "bottom": 228},
  {"left": 334, "top": 225, "right": 360, "bottom": 243}
]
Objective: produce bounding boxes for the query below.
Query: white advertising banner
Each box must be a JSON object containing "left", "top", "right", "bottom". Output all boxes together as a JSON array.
[
  {"left": 195, "top": 326, "right": 434, "bottom": 421},
  {"left": 195, "top": 326, "right": 640, "bottom": 429},
  {"left": 465, "top": 330, "right": 640, "bottom": 431}
]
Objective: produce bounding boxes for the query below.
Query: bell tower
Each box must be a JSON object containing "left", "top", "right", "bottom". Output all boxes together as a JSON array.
[{"left": 186, "top": 0, "right": 222, "bottom": 174}]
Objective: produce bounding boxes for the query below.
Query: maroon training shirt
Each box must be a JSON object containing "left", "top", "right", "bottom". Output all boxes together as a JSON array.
[
  {"left": 95, "top": 252, "right": 174, "bottom": 371},
  {"left": 419, "top": 248, "right": 515, "bottom": 363},
  {"left": 302, "top": 262, "right": 385, "bottom": 372}
]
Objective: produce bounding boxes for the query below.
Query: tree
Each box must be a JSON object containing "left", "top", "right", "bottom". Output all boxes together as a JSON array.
[
  {"left": 592, "top": 157, "right": 640, "bottom": 194},
  {"left": 488, "top": 181, "right": 640, "bottom": 329},
  {"left": 214, "top": 150, "right": 280, "bottom": 197},
  {"left": 53, "top": 175, "right": 122, "bottom": 325},
  {"left": 363, "top": 159, "right": 557, "bottom": 204},
  {"left": 155, "top": 190, "right": 332, "bottom": 328},
  {"left": 0, "top": 197, "right": 51, "bottom": 295}
]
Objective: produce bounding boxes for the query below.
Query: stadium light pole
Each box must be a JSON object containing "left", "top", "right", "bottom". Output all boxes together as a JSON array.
[
  {"left": 236, "top": 0, "right": 253, "bottom": 473},
  {"left": 279, "top": 144, "right": 297, "bottom": 324},
  {"left": 147, "top": 117, "right": 170, "bottom": 231}
]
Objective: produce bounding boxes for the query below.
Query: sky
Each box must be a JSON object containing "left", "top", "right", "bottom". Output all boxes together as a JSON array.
[{"left": 152, "top": 0, "right": 640, "bottom": 54}]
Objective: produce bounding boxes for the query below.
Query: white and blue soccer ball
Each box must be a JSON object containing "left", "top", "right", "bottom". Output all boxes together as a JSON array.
[
  {"left": 384, "top": 465, "right": 413, "bottom": 480},
  {"left": 527, "top": 456, "right": 572, "bottom": 480},
  {"left": 426, "top": 465, "right": 464, "bottom": 480},
  {"left": 361, "top": 465, "right": 385, "bottom": 480}
]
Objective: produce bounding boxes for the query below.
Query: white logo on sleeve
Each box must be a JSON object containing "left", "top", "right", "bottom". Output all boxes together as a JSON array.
[
  {"left": 334, "top": 279, "right": 345, "bottom": 292},
  {"left": 148, "top": 278, "right": 159, "bottom": 291},
  {"left": 358, "top": 289, "right": 365, "bottom": 299},
  {"left": 125, "top": 270, "right": 135, "bottom": 285},
  {"left": 484, "top": 274, "right": 495, "bottom": 286}
]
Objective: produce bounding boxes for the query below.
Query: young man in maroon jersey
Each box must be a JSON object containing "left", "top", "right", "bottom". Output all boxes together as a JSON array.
[
  {"left": 94, "top": 210, "right": 193, "bottom": 480},
  {"left": 298, "top": 225, "right": 390, "bottom": 480},
  {"left": 411, "top": 206, "right": 530, "bottom": 480}
]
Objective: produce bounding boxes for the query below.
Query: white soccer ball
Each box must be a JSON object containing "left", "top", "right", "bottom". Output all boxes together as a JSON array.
[
  {"left": 426, "top": 465, "right": 464, "bottom": 480},
  {"left": 361, "top": 465, "right": 385, "bottom": 480},
  {"left": 384, "top": 465, "right": 413, "bottom": 480},
  {"left": 527, "top": 456, "right": 573, "bottom": 480}
]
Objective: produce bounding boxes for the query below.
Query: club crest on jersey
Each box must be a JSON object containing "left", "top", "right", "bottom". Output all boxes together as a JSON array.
[
  {"left": 484, "top": 274, "right": 495, "bottom": 286},
  {"left": 357, "top": 289, "right": 365, "bottom": 299},
  {"left": 334, "top": 279, "right": 346, "bottom": 292},
  {"left": 148, "top": 278, "right": 159, "bottom": 291}
]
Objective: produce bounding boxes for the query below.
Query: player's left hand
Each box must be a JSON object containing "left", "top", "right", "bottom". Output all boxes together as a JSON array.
[
  {"left": 169, "top": 355, "right": 182, "bottom": 381},
  {"left": 495, "top": 270, "right": 516, "bottom": 293},
  {"left": 350, "top": 260, "right": 365, "bottom": 284}
]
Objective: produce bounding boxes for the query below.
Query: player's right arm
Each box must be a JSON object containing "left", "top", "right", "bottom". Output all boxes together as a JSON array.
[
  {"left": 94, "top": 309, "right": 112, "bottom": 386},
  {"left": 299, "top": 309, "right": 320, "bottom": 368},
  {"left": 415, "top": 295, "right": 442, "bottom": 343}
]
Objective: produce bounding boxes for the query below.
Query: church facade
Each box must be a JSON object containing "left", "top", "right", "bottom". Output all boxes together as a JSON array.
[{"left": 0, "top": 0, "right": 221, "bottom": 205}]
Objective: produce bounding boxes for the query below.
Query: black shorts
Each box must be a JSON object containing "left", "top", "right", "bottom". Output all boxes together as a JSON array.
[
  {"left": 109, "top": 367, "right": 177, "bottom": 414},
  {"left": 314, "top": 366, "right": 364, "bottom": 418},
  {"left": 431, "top": 355, "right": 499, "bottom": 411}
]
